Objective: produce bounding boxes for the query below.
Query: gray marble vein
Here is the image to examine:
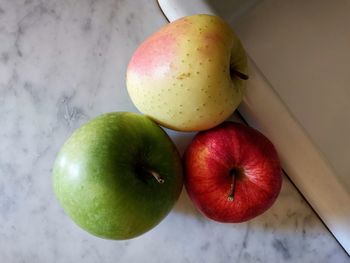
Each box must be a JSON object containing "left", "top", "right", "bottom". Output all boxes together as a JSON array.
[{"left": 0, "top": 0, "right": 349, "bottom": 262}]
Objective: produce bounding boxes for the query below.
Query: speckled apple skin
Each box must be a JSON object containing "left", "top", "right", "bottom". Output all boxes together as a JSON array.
[
  {"left": 126, "top": 14, "right": 247, "bottom": 131},
  {"left": 184, "top": 122, "right": 282, "bottom": 223}
]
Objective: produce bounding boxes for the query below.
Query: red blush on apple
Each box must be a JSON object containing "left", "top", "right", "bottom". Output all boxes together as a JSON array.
[{"left": 128, "top": 32, "right": 176, "bottom": 77}]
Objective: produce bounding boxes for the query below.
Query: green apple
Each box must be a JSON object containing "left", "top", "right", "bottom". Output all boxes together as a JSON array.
[
  {"left": 53, "top": 112, "right": 183, "bottom": 239},
  {"left": 127, "top": 14, "right": 248, "bottom": 132}
]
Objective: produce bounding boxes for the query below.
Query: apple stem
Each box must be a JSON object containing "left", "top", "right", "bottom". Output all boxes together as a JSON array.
[
  {"left": 230, "top": 68, "right": 249, "bottom": 80},
  {"left": 228, "top": 169, "right": 237, "bottom": 201},
  {"left": 148, "top": 170, "right": 165, "bottom": 184}
]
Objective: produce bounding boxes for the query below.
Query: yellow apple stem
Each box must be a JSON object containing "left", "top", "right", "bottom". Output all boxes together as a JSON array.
[
  {"left": 148, "top": 170, "right": 165, "bottom": 184},
  {"left": 228, "top": 169, "right": 237, "bottom": 201},
  {"left": 230, "top": 68, "right": 249, "bottom": 80}
]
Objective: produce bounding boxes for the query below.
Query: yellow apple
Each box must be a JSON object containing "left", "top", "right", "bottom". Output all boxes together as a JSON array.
[{"left": 126, "top": 14, "right": 248, "bottom": 131}]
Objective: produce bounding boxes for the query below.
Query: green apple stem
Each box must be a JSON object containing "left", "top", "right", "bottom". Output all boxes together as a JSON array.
[
  {"left": 228, "top": 169, "right": 237, "bottom": 201},
  {"left": 230, "top": 68, "right": 249, "bottom": 80},
  {"left": 148, "top": 170, "right": 165, "bottom": 184}
]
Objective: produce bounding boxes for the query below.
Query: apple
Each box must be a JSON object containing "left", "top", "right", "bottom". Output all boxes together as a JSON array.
[
  {"left": 53, "top": 112, "right": 183, "bottom": 239},
  {"left": 126, "top": 14, "right": 248, "bottom": 132},
  {"left": 183, "top": 122, "right": 282, "bottom": 222}
]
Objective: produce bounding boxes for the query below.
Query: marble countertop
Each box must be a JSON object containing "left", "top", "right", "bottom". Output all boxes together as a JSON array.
[{"left": 0, "top": 0, "right": 348, "bottom": 262}]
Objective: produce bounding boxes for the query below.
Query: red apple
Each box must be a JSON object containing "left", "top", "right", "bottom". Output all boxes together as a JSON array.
[{"left": 184, "top": 122, "right": 282, "bottom": 223}]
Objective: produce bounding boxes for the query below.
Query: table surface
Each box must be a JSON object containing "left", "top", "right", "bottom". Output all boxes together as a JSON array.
[{"left": 0, "top": 0, "right": 348, "bottom": 262}]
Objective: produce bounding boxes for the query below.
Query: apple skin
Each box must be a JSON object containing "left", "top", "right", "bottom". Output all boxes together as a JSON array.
[
  {"left": 53, "top": 112, "right": 183, "bottom": 239},
  {"left": 183, "top": 122, "right": 282, "bottom": 223},
  {"left": 127, "top": 14, "right": 248, "bottom": 132}
]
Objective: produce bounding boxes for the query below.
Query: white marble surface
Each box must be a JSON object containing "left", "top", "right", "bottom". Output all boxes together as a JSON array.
[{"left": 0, "top": 0, "right": 348, "bottom": 262}]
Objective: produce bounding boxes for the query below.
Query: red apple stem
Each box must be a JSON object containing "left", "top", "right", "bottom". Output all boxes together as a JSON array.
[
  {"left": 230, "top": 68, "right": 249, "bottom": 80},
  {"left": 228, "top": 169, "right": 237, "bottom": 201},
  {"left": 148, "top": 170, "right": 165, "bottom": 184}
]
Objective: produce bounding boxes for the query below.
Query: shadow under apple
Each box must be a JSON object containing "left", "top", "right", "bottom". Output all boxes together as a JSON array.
[
  {"left": 172, "top": 169, "right": 326, "bottom": 235},
  {"left": 165, "top": 114, "right": 328, "bottom": 239}
]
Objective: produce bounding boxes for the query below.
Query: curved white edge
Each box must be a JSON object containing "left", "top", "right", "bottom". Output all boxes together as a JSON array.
[
  {"left": 242, "top": 59, "right": 350, "bottom": 254},
  {"left": 158, "top": 0, "right": 350, "bottom": 254},
  {"left": 158, "top": 0, "right": 214, "bottom": 21}
]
